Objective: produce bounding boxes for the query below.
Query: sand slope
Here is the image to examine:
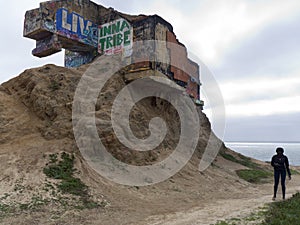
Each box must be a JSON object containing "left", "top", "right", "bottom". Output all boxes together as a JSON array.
[{"left": 0, "top": 64, "right": 298, "bottom": 225}]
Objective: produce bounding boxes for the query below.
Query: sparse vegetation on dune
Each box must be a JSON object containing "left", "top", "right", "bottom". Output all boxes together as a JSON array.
[
  {"left": 236, "top": 169, "right": 272, "bottom": 184},
  {"left": 220, "top": 149, "right": 273, "bottom": 183},
  {"left": 43, "top": 152, "right": 103, "bottom": 209}
]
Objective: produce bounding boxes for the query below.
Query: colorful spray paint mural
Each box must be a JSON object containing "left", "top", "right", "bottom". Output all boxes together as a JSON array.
[
  {"left": 56, "top": 8, "right": 98, "bottom": 48},
  {"left": 24, "top": 0, "right": 203, "bottom": 104},
  {"left": 65, "top": 50, "right": 98, "bottom": 68},
  {"left": 98, "top": 18, "right": 133, "bottom": 57},
  {"left": 24, "top": 1, "right": 101, "bottom": 59}
]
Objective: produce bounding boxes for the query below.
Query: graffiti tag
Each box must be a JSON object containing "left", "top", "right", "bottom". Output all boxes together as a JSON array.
[
  {"left": 98, "top": 18, "right": 133, "bottom": 56},
  {"left": 56, "top": 8, "right": 98, "bottom": 47}
]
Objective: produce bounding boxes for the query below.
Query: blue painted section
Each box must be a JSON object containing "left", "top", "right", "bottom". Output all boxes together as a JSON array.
[
  {"left": 65, "top": 50, "right": 97, "bottom": 68},
  {"left": 56, "top": 8, "right": 98, "bottom": 48}
]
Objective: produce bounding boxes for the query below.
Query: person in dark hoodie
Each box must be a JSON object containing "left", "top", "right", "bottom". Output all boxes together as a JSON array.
[{"left": 271, "top": 147, "right": 291, "bottom": 200}]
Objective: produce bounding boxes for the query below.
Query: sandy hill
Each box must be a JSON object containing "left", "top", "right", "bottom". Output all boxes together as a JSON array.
[{"left": 0, "top": 63, "right": 275, "bottom": 225}]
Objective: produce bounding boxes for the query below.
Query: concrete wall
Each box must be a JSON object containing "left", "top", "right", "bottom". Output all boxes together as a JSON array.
[
  {"left": 24, "top": 0, "right": 107, "bottom": 58},
  {"left": 166, "top": 31, "right": 200, "bottom": 99}
]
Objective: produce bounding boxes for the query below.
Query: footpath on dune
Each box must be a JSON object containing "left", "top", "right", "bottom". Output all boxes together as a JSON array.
[{"left": 144, "top": 175, "right": 300, "bottom": 225}]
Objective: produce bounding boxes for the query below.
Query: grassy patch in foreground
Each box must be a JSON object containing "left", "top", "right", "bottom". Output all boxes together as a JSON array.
[
  {"left": 212, "top": 193, "right": 300, "bottom": 225},
  {"left": 236, "top": 169, "right": 272, "bottom": 183},
  {"left": 262, "top": 192, "right": 300, "bottom": 225},
  {"left": 211, "top": 206, "right": 269, "bottom": 225}
]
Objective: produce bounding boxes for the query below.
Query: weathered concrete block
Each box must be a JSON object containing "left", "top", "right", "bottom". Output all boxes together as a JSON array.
[{"left": 24, "top": 0, "right": 202, "bottom": 101}]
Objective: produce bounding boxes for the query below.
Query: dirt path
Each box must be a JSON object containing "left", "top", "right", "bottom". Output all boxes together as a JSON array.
[{"left": 144, "top": 175, "right": 300, "bottom": 225}]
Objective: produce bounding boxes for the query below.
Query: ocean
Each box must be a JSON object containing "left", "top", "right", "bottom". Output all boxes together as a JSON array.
[{"left": 225, "top": 142, "right": 300, "bottom": 166}]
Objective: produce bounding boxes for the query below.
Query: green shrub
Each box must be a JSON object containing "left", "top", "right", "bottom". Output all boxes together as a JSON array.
[
  {"left": 58, "top": 177, "right": 88, "bottom": 196},
  {"left": 262, "top": 192, "right": 300, "bottom": 224},
  {"left": 0, "top": 204, "right": 10, "bottom": 213},
  {"left": 43, "top": 152, "right": 100, "bottom": 209},
  {"left": 220, "top": 151, "right": 260, "bottom": 169},
  {"left": 220, "top": 152, "right": 239, "bottom": 163},
  {"left": 43, "top": 153, "right": 87, "bottom": 195},
  {"left": 236, "top": 169, "right": 272, "bottom": 183},
  {"left": 290, "top": 169, "right": 300, "bottom": 175},
  {"left": 237, "top": 154, "right": 260, "bottom": 169},
  {"left": 43, "top": 152, "right": 75, "bottom": 180}
]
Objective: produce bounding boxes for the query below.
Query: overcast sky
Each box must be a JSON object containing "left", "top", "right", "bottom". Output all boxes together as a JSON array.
[{"left": 0, "top": 0, "right": 299, "bottom": 142}]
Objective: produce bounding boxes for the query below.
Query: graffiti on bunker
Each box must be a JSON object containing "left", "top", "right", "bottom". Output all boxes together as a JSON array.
[
  {"left": 98, "top": 18, "right": 133, "bottom": 57},
  {"left": 23, "top": 0, "right": 203, "bottom": 104},
  {"left": 65, "top": 50, "right": 97, "bottom": 68},
  {"left": 56, "top": 8, "right": 98, "bottom": 47}
]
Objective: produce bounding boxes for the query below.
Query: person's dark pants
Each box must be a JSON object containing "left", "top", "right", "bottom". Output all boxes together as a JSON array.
[{"left": 274, "top": 169, "right": 286, "bottom": 199}]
